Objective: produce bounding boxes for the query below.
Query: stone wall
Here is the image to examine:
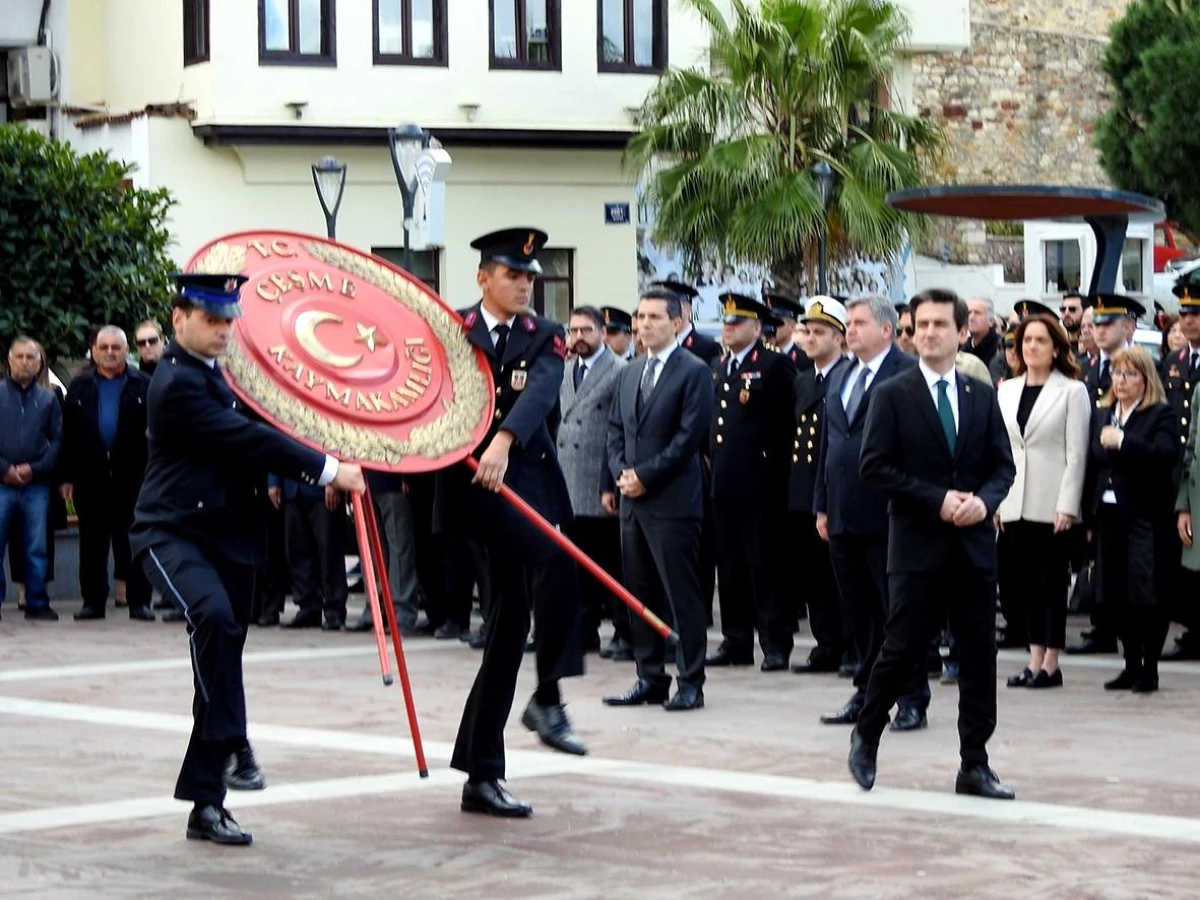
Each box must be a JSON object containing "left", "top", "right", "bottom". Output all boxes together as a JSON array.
[{"left": 908, "top": 0, "right": 1135, "bottom": 265}]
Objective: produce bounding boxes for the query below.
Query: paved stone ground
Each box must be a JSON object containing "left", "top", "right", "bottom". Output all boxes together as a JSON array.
[{"left": 2, "top": 598, "right": 1199, "bottom": 899}]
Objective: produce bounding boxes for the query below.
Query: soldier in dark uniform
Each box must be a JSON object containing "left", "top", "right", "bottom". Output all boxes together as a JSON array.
[
  {"left": 657, "top": 279, "right": 722, "bottom": 366},
  {"left": 706, "top": 294, "right": 798, "bottom": 670},
  {"left": 602, "top": 306, "right": 635, "bottom": 363},
  {"left": 439, "top": 228, "right": 586, "bottom": 819},
  {"left": 765, "top": 292, "right": 814, "bottom": 372},
  {"left": 789, "top": 298, "right": 850, "bottom": 673},
  {"left": 130, "top": 274, "right": 366, "bottom": 845},
  {"left": 1160, "top": 281, "right": 1200, "bottom": 660}
]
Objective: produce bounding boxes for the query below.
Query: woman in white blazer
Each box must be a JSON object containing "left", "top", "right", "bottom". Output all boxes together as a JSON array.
[{"left": 997, "top": 314, "right": 1091, "bottom": 688}]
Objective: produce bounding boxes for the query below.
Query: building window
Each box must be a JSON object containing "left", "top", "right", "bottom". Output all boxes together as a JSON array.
[
  {"left": 183, "top": 0, "right": 210, "bottom": 65},
  {"left": 372, "top": 247, "right": 441, "bottom": 295},
  {"left": 259, "top": 0, "right": 337, "bottom": 66},
  {"left": 374, "top": 0, "right": 447, "bottom": 65},
  {"left": 532, "top": 249, "right": 573, "bottom": 322},
  {"left": 599, "top": 0, "right": 666, "bottom": 73},
  {"left": 1042, "top": 240, "right": 1082, "bottom": 294},
  {"left": 1122, "top": 238, "right": 1145, "bottom": 294},
  {"left": 490, "top": 0, "right": 560, "bottom": 70}
]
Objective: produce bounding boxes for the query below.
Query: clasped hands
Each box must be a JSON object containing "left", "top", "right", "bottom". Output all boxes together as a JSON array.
[
  {"left": 940, "top": 490, "right": 988, "bottom": 527},
  {"left": 2, "top": 464, "right": 32, "bottom": 487},
  {"left": 616, "top": 469, "right": 646, "bottom": 499}
]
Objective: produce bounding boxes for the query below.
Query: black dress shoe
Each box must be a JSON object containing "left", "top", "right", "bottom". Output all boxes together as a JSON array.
[
  {"left": 848, "top": 730, "right": 877, "bottom": 791},
  {"left": 521, "top": 699, "right": 587, "bottom": 755},
  {"left": 837, "top": 662, "right": 857, "bottom": 678},
  {"left": 25, "top": 606, "right": 59, "bottom": 621},
  {"left": 1028, "top": 669, "right": 1063, "bottom": 689},
  {"left": 1160, "top": 639, "right": 1200, "bottom": 662},
  {"left": 940, "top": 662, "right": 959, "bottom": 684},
  {"left": 603, "top": 679, "right": 670, "bottom": 706},
  {"left": 153, "top": 597, "right": 174, "bottom": 610},
  {"left": 663, "top": 685, "right": 704, "bottom": 711},
  {"left": 321, "top": 616, "right": 345, "bottom": 631},
  {"left": 224, "top": 746, "right": 266, "bottom": 791},
  {"left": 435, "top": 621, "right": 465, "bottom": 640},
  {"left": 1067, "top": 634, "right": 1118, "bottom": 655},
  {"left": 283, "top": 610, "right": 322, "bottom": 629},
  {"left": 820, "top": 699, "right": 862, "bottom": 725},
  {"left": 461, "top": 779, "right": 532, "bottom": 818},
  {"left": 1131, "top": 675, "right": 1159, "bottom": 693},
  {"left": 791, "top": 654, "right": 840, "bottom": 674},
  {"left": 610, "top": 639, "right": 635, "bottom": 662},
  {"left": 347, "top": 617, "right": 373, "bottom": 632},
  {"left": 186, "top": 805, "right": 253, "bottom": 844},
  {"left": 760, "top": 653, "right": 789, "bottom": 672},
  {"left": 129, "top": 606, "right": 156, "bottom": 622},
  {"left": 1006, "top": 668, "right": 1035, "bottom": 688},
  {"left": 706, "top": 644, "right": 753, "bottom": 667},
  {"left": 73, "top": 606, "right": 106, "bottom": 621},
  {"left": 162, "top": 609, "right": 185, "bottom": 623},
  {"left": 1104, "top": 669, "right": 1140, "bottom": 690},
  {"left": 889, "top": 707, "right": 928, "bottom": 732},
  {"left": 256, "top": 612, "right": 280, "bottom": 627},
  {"left": 955, "top": 765, "right": 1015, "bottom": 800},
  {"left": 469, "top": 630, "right": 488, "bottom": 649}
]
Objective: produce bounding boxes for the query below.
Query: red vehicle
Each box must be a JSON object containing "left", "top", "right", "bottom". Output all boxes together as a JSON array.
[{"left": 1154, "top": 221, "right": 1200, "bottom": 272}]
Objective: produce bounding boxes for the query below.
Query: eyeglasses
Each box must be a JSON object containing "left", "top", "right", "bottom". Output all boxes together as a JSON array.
[
  {"left": 135, "top": 336, "right": 161, "bottom": 347},
  {"left": 900, "top": 327, "right": 914, "bottom": 337},
  {"left": 566, "top": 325, "right": 597, "bottom": 335},
  {"left": 1112, "top": 370, "right": 1143, "bottom": 381}
]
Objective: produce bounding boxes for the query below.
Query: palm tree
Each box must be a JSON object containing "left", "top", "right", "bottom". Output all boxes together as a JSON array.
[{"left": 625, "top": 0, "right": 944, "bottom": 286}]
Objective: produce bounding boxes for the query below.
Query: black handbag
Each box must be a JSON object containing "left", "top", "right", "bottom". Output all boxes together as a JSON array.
[{"left": 1069, "top": 560, "right": 1096, "bottom": 614}]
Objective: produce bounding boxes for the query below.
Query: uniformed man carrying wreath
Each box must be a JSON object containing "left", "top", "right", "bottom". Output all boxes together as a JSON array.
[{"left": 131, "top": 274, "right": 366, "bottom": 846}]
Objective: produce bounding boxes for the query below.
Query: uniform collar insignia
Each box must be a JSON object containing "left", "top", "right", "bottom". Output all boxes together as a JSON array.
[
  {"left": 522, "top": 315, "right": 536, "bottom": 333},
  {"left": 463, "top": 311, "right": 478, "bottom": 329}
]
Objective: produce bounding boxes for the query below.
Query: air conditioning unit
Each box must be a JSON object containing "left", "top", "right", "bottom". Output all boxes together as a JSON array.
[{"left": 7, "top": 46, "right": 56, "bottom": 107}]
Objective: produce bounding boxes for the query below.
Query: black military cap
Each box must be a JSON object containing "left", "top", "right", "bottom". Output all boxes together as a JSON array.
[
  {"left": 173, "top": 273, "right": 249, "bottom": 319},
  {"left": 1172, "top": 268, "right": 1200, "bottom": 313},
  {"left": 601, "top": 306, "right": 632, "bottom": 333},
  {"left": 649, "top": 278, "right": 699, "bottom": 302},
  {"left": 1086, "top": 293, "right": 1146, "bottom": 324},
  {"left": 1002, "top": 327, "right": 1017, "bottom": 348},
  {"left": 720, "top": 292, "right": 772, "bottom": 324},
  {"left": 470, "top": 227, "right": 548, "bottom": 274},
  {"left": 764, "top": 292, "right": 804, "bottom": 320},
  {"left": 1013, "top": 298, "right": 1059, "bottom": 320}
]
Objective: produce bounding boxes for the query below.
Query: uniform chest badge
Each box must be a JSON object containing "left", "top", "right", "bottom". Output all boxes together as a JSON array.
[
  {"left": 739, "top": 388, "right": 750, "bottom": 404},
  {"left": 1170, "top": 366, "right": 1181, "bottom": 380},
  {"left": 511, "top": 370, "right": 528, "bottom": 391}
]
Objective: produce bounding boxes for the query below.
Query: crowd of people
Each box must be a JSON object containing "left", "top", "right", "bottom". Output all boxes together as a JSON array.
[{"left": 5, "top": 258, "right": 1200, "bottom": 818}]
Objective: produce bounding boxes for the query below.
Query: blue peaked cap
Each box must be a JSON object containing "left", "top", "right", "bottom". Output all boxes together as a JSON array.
[{"left": 173, "top": 273, "right": 248, "bottom": 319}]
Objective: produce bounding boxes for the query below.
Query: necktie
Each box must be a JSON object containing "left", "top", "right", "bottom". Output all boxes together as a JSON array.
[
  {"left": 639, "top": 357, "right": 660, "bottom": 411},
  {"left": 493, "top": 323, "right": 509, "bottom": 360},
  {"left": 728, "top": 356, "right": 740, "bottom": 378},
  {"left": 573, "top": 359, "right": 584, "bottom": 391},
  {"left": 844, "top": 365, "right": 870, "bottom": 420},
  {"left": 815, "top": 372, "right": 825, "bottom": 386},
  {"left": 1100, "top": 358, "right": 1110, "bottom": 387},
  {"left": 1191, "top": 351, "right": 1199, "bottom": 373},
  {"left": 937, "top": 378, "right": 956, "bottom": 453}
]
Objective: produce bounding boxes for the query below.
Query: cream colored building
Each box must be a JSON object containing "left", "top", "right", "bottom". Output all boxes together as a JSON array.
[{"left": 3, "top": 0, "right": 970, "bottom": 319}]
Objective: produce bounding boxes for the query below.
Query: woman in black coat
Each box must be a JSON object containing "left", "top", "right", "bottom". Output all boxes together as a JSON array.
[{"left": 1085, "top": 347, "right": 1181, "bottom": 693}]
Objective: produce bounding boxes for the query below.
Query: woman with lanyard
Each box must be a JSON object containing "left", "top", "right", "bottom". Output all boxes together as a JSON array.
[{"left": 1085, "top": 347, "right": 1179, "bottom": 693}]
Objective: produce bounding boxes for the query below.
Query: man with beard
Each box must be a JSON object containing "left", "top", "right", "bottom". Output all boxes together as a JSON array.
[
  {"left": 1060, "top": 292, "right": 1085, "bottom": 356},
  {"left": 896, "top": 304, "right": 915, "bottom": 355}
]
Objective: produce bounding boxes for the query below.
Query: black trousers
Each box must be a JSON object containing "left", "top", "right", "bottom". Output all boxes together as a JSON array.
[
  {"left": 622, "top": 514, "right": 706, "bottom": 689},
  {"left": 140, "top": 539, "right": 254, "bottom": 807},
  {"left": 829, "top": 532, "right": 928, "bottom": 710},
  {"left": 714, "top": 498, "right": 792, "bottom": 658},
  {"left": 699, "top": 488, "right": 717, "bottom": 628},
  {"left": 283, "top": 492, "right": 347, "bottom": 619},
  {"left": 77, "top": 482, "right": 150, "bottom": 611},
  {"left": 995, "top": 527, "right": 1026, "bottom": 644},
  {"left": 1097, "top": 510, "right": 1171, "bottom": 675},
  {"left": 1005, "top": 520, "right": 1069, "bottom": 649},
  {"left": 451, "top": 488, "right": 582, "bottom": 782},
  {"left": 407, "top": 473, "right": 475, "bottom": 629},
  {"left": 858, "top": 563, "right": 998, "bottom": 768},
  {"left": 566, "top": 515, "right": 628, "bottom": 646},
  {"left": 791, "top": 512, "right": 842, "bottom": 663},
  {"left": 255, "top": 499, "right": 289, "bottom": 620}
]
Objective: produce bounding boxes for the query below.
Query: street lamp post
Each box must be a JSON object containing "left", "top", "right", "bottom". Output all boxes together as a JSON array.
[
  {"left": 811, "top": 160, "right": 836, "bottom": 295},
  {"left": 388, "top": 123, "right": 429, "bottom": 273},
  {"left": 311, "top": 155, "right": 347, "bottom": 239}
]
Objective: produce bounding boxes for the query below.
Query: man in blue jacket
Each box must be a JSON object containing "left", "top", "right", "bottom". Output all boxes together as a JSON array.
[{"left": 0, "top": 336, "right": 63, "bottom": 621}]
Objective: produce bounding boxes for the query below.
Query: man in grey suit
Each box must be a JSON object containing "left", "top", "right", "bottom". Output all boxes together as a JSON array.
[
  {"left": 557, "top": 306, "right": 630, "bottom": 657},
  {"left": 603, "top": 288, "right": 713, "bottom": 711}
]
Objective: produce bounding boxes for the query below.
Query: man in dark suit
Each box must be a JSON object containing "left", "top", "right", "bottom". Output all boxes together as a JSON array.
[
  {"left": 438, "top": 228, "right": 586, "bottom": 819},
  {"left": 131, "top": 274, "right": 366, "bottom": 845},
  {"left": 814, "top": 295, "right": 930, "bottom": 730},
  {"left": 603, "top": 287, "right": 712, "bottom": 710},
  {"left": 61, "top": 325, "right": 155, "bottom": 621},
  {"left": 269, "top": 475, "right": 347, "bottom": 630},
  {"left": 706, "top": 294, "right": 797, "bottom": 670},
  {"left": 849, "top": 288, "right": 1016, "bottom": 800},
  {"left": 788, "top": 298, "right": 850, "bottom": 673},
  {"left": 660, "top": 279, "right": 722, "bottom": 366}
]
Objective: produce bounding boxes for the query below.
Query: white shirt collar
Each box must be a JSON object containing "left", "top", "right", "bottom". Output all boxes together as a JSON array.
[
  {"left": 816, "top": 357, "right": 840, "bottom": 379},
  {"left": 479, "top": 305, "right": 514, "bottom": 335},
  {"left": 647, "top": 341, "right": 678, "bottom": 366},
  {"left": 730, "top": 342, "right": 754, "bottom": 367},
  {"left": 579, "top": 344, "right": 607, "bottom": 367},
  {"left": 918, "top": 359, "right": 956, "bottom": 388},
  {"left": 855, "top": 345, "right": 892, "bottom": 375},
  {"left": 677, "top": 325, "right": 694, "bottom": 345},
  {"left": 184, "top": 348, "right": 217, "bottom": 369},
  {"left": 778, "top": 341, "right": 795, "bottom": 356}
]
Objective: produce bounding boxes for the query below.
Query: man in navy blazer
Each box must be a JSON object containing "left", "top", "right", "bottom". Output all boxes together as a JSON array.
[
  {"left": 849, "top": 288, "right": 1016, "bottom": 800},
  {"left": 603, "top": 288, "right": 712, "bottom": 712},
  {"left": 814, "top": 295, "right": 930, "bottom": 730}
]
